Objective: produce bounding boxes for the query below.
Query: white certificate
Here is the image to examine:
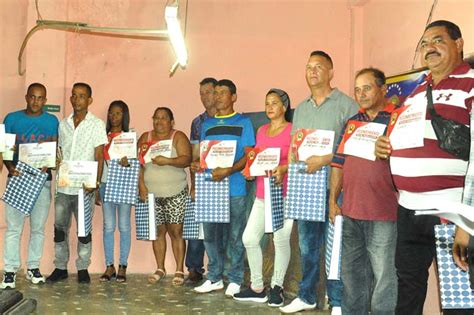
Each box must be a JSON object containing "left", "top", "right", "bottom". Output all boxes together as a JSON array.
[
  {"left": 2, "top": 134, "right": 16, "bottom": 161},
  {"left": 387, "top": 103, "right": 426, "bottom": 150},
  {"left": 200, "top": 140, "right": 237, "bottom": 169},
  {"left": 108, "top": 132, "right": 137, "bottom": 160},
  {"left": 292, "top": 129, "right": 335, "bottom": 161},
  {"left": 57, "top": 160, "right": 98, "bottom": 188},
  {"left": 244, "top": 148, "right": 281, "bottom": 177},
  {"left": 18, "top": 142, "right": 57, "bottom": 168},
  {"left": 0, "top": 124, "right": 5, "bottom": 152},
  {"left": 143, "top": 140, "right": 173, "bottom": 164},
  {"left": 337, "top": 121, "right": 387, "bottom": 161}
]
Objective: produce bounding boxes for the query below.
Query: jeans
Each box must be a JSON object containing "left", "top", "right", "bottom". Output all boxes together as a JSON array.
[
  {"left": 297, "top": 191, "right": 343, "bottom": 306},
  {"left": 185, "top": 239, "right": 205, "bottom": 273},
  {"left": 100, "top": 184, "right": 132, "bottom": 266},
  {"left": 203, "top": 196, "right": 246, "bottom": 284},
  {"left": 341, "top": 217, "right": 397, "bottom": 315},
  {"left": 242, "top": 198, "right": 293, "bottom": 289},
  {"left": 54, "top": 192, "right": 94, "bottom": 270},
  {"left": 3, "top": 181, "right": 52, "bottom": 272}
]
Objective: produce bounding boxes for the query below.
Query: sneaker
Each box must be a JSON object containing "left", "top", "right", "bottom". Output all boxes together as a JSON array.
[
  {"left": 0, "top": 272, "right": 16, "bottom": 289},
  {"left": 46, "top": 268, "right": 68, "bottom": 283},
  {"left": 279, "top": 297, "right": 316, "bottom": 313},
  {"left": 233, "top": 287, "right": 268, "bottom": 303},
  {"left": 78, "top": 269, "right": 90, "bottom": 284},
  {"left": 225, "top": 282, "right": 240, "bottom": 297},
  {"left": 26, "top": 269, "right": 45, "bottom": 284},
  {"left": 268, "top": 285, "right": 284, "bottom": 307},
  {"left": 331, "top": 306, "right": 342, "bottom": 315},
  {"left": 194, "top": 280, "right": 224, "bottom": 293}
]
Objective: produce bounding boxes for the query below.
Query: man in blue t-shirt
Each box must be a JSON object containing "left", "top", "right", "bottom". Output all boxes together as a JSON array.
[
  {"left": 1, "top": 83, "right": 59, "bottom": 289},
  {"left": 192, "top": 79, "right": 255, "bottom": 297}
]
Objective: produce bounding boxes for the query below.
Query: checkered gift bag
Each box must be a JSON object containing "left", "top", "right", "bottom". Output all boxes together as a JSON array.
[
  {"left": 435, "top": 224, "right": 474, "bottom": 309},
  {"left": 326, "top": 215, "right": 343, "bottom": 280},
  {"left": 264, "top": 176, "right": 284, "bottom": 233},
  {"left": 195, "top": 172, "right": 230, "bottom": 223},
  {"left": 1, "top": 161, "right": 48, "bottom": 216},
  {"left": 135, "top": 193, "right": 156, "bottom": 241},
  {"left": 285, "top": 162, "right": 327, "bottom": 222},
  {"left": 104, "top": 159, "right": 140, "bottom": 204},
  {"left": 183, "top": 196, "right": 204, "bottom": 240},
  {"left": 77, "top": 188, "right": 94, "bottom": 237}
]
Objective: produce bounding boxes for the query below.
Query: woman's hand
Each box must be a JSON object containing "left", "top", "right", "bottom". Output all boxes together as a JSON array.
[
  {"left": 139, "top": 184, "right": 149, "bottom": 202},
  {"left": 152, "top": 156, "right": 169, "bottom": 166},
  {"left": 119, "top": 156, "right": 130, "bottom": 167},
  {"left": 272, "top": 165, "right": 288, "bottom": 185}
]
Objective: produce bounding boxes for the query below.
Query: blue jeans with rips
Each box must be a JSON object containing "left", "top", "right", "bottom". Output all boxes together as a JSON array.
[
  {"left": 203, "top": 196, "right": 246, "bottom": 284},
  {"left": 341, "top": 217, "right": 397, "bottom": 315}
]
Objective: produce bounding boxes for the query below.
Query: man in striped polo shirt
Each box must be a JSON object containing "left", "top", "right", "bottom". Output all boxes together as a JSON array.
[{"left": 376, "top": 20, "right": 474, "bottom": 314}]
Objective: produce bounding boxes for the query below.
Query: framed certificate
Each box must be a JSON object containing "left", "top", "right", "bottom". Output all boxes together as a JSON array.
[
  {"left": 57, "top": 160, "right": 98, "bottom": 188},
  {"left": 291, "top": 129, "right": 335, "bottom": 161},
  {"left": 243, "top": 147, "right": 280, "bottom": 177},
  {"left": 337, "top": 121, "right": 386, "bottom": 161},
  {"left": 18, "top": 141, "right": 57, "bottom": 168},
  {"left": 200, "top": 140, "right": 237, "bottom": 169},
  {"left": 108, "top": 132, "right": 137, "bottom": 159}
]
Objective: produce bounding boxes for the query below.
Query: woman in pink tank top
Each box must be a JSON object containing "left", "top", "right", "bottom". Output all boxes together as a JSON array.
[{"left": 233, "top": 89, "right": 294, "bottom": 307}]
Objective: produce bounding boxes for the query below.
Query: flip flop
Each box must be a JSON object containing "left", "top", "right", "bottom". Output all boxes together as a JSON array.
[{"left": 172, "top": 271, "right": 185, "bottom": 286}]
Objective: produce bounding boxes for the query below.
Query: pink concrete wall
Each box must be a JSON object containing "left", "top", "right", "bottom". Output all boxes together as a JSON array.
[{"left": 0, "top": 1, "right": 473, "bottom": 310}]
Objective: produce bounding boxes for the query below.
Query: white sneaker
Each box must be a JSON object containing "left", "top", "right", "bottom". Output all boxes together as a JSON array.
[
  {"left": 26, "top": 269, "right": 46, "bottom": 284},
  {"left": 225, "top": 282, "right": 240, "bottom": 297},
  {"left": 279, "top": 297, "right": 316, "bottom": 313},
  {"left": 0, "top": 272, "right": 16, "bottom": 289},
  {"left": 194, "top": 280, "right": 224, "bottom": 293},
  {"left": 331, "top": 306, "right": 342, "bottom": 315}
]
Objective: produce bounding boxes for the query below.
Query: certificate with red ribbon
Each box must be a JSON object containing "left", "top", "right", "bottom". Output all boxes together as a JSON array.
[
  {"left": 337, "top": 121, "right": 386, "bottom": 161},
  {"left": 199, "top": 140, "right": 236, "bottom": 169},
  {"left": 243, "top": 147, "right": 280, "bottom": 177},
  {"left": 291, "top": 129, "right": 334, "bottom": 161},
  {"left": 386, "top": 103, "right": 426, "bottom": 150}
]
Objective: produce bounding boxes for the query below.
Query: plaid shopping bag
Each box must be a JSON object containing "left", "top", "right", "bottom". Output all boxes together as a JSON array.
[
  {"left": 326, "top": 215, "right": 343, "bottom": 280},
  {"left": 195, "top": 172, "right": 230, "bottom": 223},
  {"left": 135, "top": 193, "right": 156, "bottom": 240},
  {"left": 1, "top": 161, "right": 48, "bottom": 216},
  {"left": 435, "top": 224, "right": 474, "bottom": 309},
  {"left": 104, "top": 159, "right": 140, "bottom": 204},
  {"left": 285, "top": 162, "right": 327, "bottom": 222},
  {"left": 77, "top": 188, "right": 94, "bottom": 237},
  {"left": 264, "top": 176, "right": 284, "bottom": 233},
  {"left": 183, "top": 196, "right": 204, "bottom": 240}
]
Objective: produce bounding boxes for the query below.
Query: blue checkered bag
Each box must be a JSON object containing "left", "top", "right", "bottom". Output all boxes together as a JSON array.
[
  {"left": 135, "top": 193, "right": 156, "bottom": 240},
  {"left": 435, "top": 224, "right": 474, "bottom": 309},
  {"left": 1, "top": 161, "right": 48, "bottom": 216},
  {"left": 183, "top": 196, "right": 204, "bottom": 240},
  {"left": 264, "top": 176, "right": 284, "bottom": 233},
  {"left": 77, "top": 188, "right": 93, "bottom": 237},
  {"left": 195, "top": 172, "right": 230, "bottom": 223},
  {"left": 285, "top": 162, "right": 327, "bottom": 222},
  {"left": 326, "top": 215, "right": 343, "bottom": 280},
  {"left": 104, "top": 159, "right": 140, "bottom": 205}
]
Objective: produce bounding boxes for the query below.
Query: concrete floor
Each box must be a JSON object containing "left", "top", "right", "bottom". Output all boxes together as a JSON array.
[{"left": 9, "top": 273, "right": 331, "bottom": 314}]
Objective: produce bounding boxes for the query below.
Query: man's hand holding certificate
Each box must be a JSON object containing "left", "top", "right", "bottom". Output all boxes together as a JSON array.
[
  {"left": 291, "top": 129, "right": 335, "bottom": 161},
  {"left": 108, "top": 132, "right": 137, "bottom": 159},
  {"left": 58, "top": 160, "right": 98, "bottom": 189},
  {"left": 337, "top": 121, "right": 386, "bottom": 161},
  {"left": 243, "top": 147, "right": 280, "bottom": 177},
  {"left": 386, "top": 103, "right": 426, "bottom": 150},
  {"left": 19, "top": 141, "right": 57, "bottom": 168},
  {"left": 199, "top": 140, "right": 237, "bottom": 169}
]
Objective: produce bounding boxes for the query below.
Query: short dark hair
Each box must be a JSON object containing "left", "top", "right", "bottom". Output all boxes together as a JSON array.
[
  {"left": 199, "top": 77, "right": 218, "bottom": 86},
  {"left": 355, "top": 67, "right": 386, "bottom": 87},
  {"left": 154, "top": 107, "right": 174, "bottom": 121},
  {"left": 73, "top": 82, "right": 92, "bottom": 97},
  {"left": 216, "top": 79, "right": 237, "bottom": 95},
  {"left": 310, "top": 50, "right": 333, "bottom": 68},
  {"left": 106, "top": 100, "right": 130, "bottom": 133},
  {"left": 425, "top": 20, "right": 462, "bottom": 40},
  {"left": 27, "top": 83, "right": 46, "bottom": 95}
]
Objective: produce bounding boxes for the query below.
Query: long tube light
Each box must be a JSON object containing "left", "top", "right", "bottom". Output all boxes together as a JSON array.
[{"left": 165, "top": 4, "right": 188, "bottom": 67}]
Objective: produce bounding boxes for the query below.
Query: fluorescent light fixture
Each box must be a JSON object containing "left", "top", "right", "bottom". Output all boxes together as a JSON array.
[{"left": 165, "top": 4, "right": 188, "bottom": 67}]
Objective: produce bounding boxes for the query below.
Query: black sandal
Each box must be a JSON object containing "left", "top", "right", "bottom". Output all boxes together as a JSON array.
[
  {"left": 117, "top": 265, "right": 127, "bottom": 283},
  {"left": 99, "top": 265, "right": 116, "bottom": 282}
]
